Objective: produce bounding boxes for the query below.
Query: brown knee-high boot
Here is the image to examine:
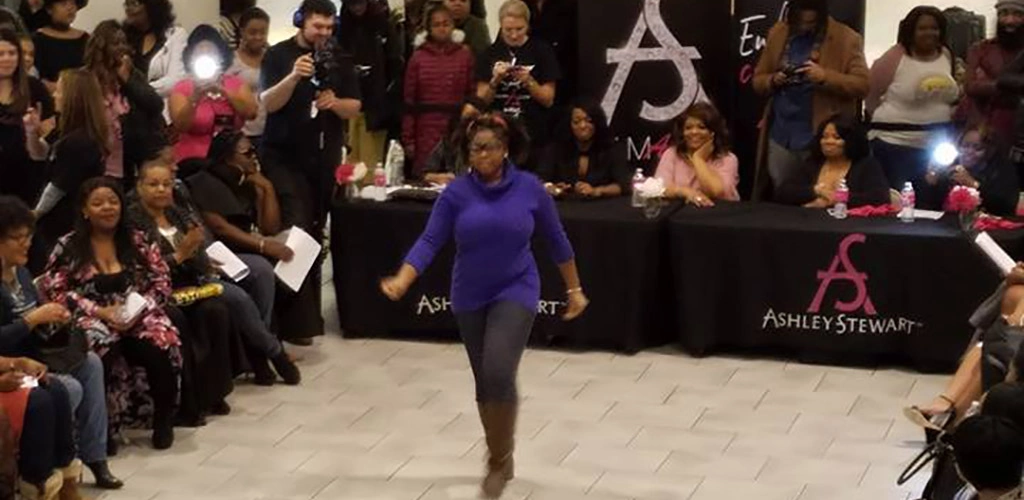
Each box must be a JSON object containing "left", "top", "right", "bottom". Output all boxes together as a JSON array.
[{"left": 477, "top": 401, "right": 517, "bottom": 499}]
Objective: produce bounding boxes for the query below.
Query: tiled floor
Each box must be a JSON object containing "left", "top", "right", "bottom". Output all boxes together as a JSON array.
[{"left": 83, "top": 277, "right": 945, "bottom": 500}]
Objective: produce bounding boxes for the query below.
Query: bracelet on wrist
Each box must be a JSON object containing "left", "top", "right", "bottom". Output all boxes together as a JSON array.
[
  {"left": 567, "top": 287, "right": 583, "bottom": 295},
  {"left": 258, "top": 238, "right": 266, "bottom": 255}
]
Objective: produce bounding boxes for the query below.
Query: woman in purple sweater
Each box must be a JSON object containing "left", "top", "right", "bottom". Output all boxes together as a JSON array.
[{"left": 382, "top": 113, "right": 589, "bottom": 499}]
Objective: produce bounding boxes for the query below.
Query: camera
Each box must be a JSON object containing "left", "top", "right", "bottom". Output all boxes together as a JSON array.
[{"left": 312, "top": 38, "right": 340, "bottom": 91}]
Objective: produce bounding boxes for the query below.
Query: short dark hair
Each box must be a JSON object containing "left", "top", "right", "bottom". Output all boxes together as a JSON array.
[
  {"left": 135, "top": 0, "right": 176, "bottom": 36},
  {"left": 786, "top": 0, "right": 828, "bottom": 35},
  {"left": 672, "top": 101, "right": 731, "bottom": 159},
  {"left": 0, "top": 196, "right": 35, "bottom": 239},
  {"left": 239, "top": 7, "right": 270, "bottom": 30},
  {"left": 897, "top": 6, "right": 949, "bottom": 54},
  {"left": 809, "top": 114, "right": 870, "bottom": 165},
  {"left": 465, "top": 112, "right": 530, "bottom": 166},
  {"left": 300, "top": 0, "right": 338, "bottom": 22},
  {"left": 208, "top": 128, "right": 246, "bottom": 166},
  {"left": 952, "top": 415, "right": 1024, "bottom": 491},
  {"left": 220, "top": 0, "right": 256, "bottom": 17},
  {"left": 183, "top": 24, "right": 235, "bottom": 75}
]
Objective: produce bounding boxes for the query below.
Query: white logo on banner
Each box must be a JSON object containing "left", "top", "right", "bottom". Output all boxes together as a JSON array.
[{"left": 602, "top": 0, "right": 709, "bottom": 123}]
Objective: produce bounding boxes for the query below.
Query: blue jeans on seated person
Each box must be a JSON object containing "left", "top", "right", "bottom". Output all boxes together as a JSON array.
[
  {"left": 227, "top": 254, "right": 282, "bottom": 357},
  {"left": 51, "top": 352, "right": 107, "bottom": 464}
]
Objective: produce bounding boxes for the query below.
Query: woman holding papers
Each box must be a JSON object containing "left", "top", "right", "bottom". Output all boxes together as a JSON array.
[
  {"left": 129, "top": 159, "right": 299, "bottom": 387},
  {"left": 37, "top": 177, "right": 182, "bottom": 451},
  {"left": 381, "top": 113, "right": 589, "bottom": 499}
]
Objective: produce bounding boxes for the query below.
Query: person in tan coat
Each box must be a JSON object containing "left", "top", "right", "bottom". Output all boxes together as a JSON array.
[{"left": 751, "top": 0, "right": 869, "bottom": 201}]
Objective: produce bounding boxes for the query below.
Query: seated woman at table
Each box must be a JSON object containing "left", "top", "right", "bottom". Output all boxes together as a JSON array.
[
  {"left": 538, "top": 102, "right": 629, "bottom": 198},
  {"left": 919, "top": 125, "right": 1019, "bottom": 216},
  {"left": 776, "top": 115, "right": 891, "bottom": 209},
  {"left": 130, "top": 159, "right": 300, "bottom": 386},
  {"left": 419, "top": 96, "right": 485, "bottom": 185},
  {"left": 654, "top": 102, "right": 740, "bottom": 207},
  {"left": 37, "top": 177, "right": 182, "bottom": 451}
]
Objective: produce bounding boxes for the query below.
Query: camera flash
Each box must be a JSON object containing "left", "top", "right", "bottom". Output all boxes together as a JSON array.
[
  {"left": 193, "top": 55, "right": 220, "bottom": 80},
  {"left": 932, "top": 142, "right": 958, "bottom": 168}
]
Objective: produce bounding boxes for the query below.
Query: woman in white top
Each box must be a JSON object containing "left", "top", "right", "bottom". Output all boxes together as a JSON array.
[
  {"left": 867, "top": 6, "right": 960, "bottom": 190},
  {"left": 225, "top": 7, "right": 269, "bottom": 144},
  {"left": 123, "top": 0, "right": 186, "bottom": 99}
]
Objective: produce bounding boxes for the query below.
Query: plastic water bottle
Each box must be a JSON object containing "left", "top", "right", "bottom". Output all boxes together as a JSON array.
[
  {"left": 832, "top": 179, "right": 849, "bottom": 220},
  {"left": 373, "top": 164, "right": 387, "bottom": 202},
  {"left": 385, "top": 140, "right": 405, "bottom": 187},
  {"left": 630, "top": 168, "right": 645, "bottom": 208},
  {"left": 899, "top": 181, "right": 916, "bottom": 223}
]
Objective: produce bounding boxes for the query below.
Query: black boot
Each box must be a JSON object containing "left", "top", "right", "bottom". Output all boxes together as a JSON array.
[
  {"left": 271, "top": 352, "right": 302, "bottom": 385},
  {"left": 211, "top": 399, "right": 231, "bottom": 416},
  {"left": 86, "top": 460, "right": 124, "bottom": 490},
  {"left": 250, "top": 351, "right": 276, "bottom": 386},
  {"left": 152, "top": 411, "right": 175, "bottom": 450}
]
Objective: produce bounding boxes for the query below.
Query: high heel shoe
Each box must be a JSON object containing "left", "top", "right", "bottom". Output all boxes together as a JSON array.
[
  {"left": 271, "top": 352, "right": 301, "bottom": 385},
  {"left": 903, "top": 395, "right": 956, "bottom": 431}
]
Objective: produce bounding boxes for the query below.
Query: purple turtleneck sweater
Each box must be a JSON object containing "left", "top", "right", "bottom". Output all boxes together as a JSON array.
[{"left": 404, "top": 165, "right": 575, "bottom": 313}]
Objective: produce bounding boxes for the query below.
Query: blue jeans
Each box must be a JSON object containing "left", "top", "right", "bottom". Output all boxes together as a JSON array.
[
  {"left": 237, "top": 254, "right": 275, "bottom": 331},
  {"left": 218, "top": 278, "right": 282, "bottom": 357},
  {"left": 454, "top": 301, "right": 536, "bottom": 403},
  {"left": 52, "top": 352, "right": 107, "bottom": 463}
]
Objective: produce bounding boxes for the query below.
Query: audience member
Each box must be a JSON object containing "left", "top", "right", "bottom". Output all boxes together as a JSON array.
[
  {"left": 226, "top": 7, "right": 269, "bottom": 145},
  {"left": 186, "top": 131, "right": 319, "bottom": 350},
  {"left": 31, "top": 0, "right": 88, "bottom": 93},
  {"left": 34, "top": 69, "right": 107, "bottom": 249},
  {"left": 19, "top": 31, "right": 37, "bottom": 77},
  {"left": 445, "top": 0, "right": 489, "bottom": 56},
  {"left": 921, "top": 125, "right": 1019, "bottom": 216},
  {"left": 951, "top": 415, "right": 1024, "bottom": 500},
  {"left": 169, "top": 25, "right": 256, "bottom": 163},
  {"left": 0, "top": 359, "right": 79, "bottom": 500},
  {"left": 420, "top": 96, "right": 485, "bottom": 184},
  {"left": 127, "top": 163, "right": 239, "bottom": 427},
  {"left": 523, "top": 0, "right": 577, "bottom": 106},
  {"left": 132, "top": 159, "right": 300, "bottom": 386},
  {"left": 0, "top": 27, "right": 53, "bottom": 205},
  {"left": 957, "top": 1, "right": 1024, "bottom": 146},
  {"left": 260, "top": 0, "right": 361, "bottom": 343},
  {"left": 752, "top": 0, "right": 869, "bottom": 199},
  {"left": 382, "top": 112, "right": 588, "bottom": 500},
  {"left": 17, "top": 0, "right": 47, "bottom": 33},
  {"left": 84, "top": 20, "right": 166, "bottom": 187},
  {"left": 539, "top": 101, "right": 629, "bottom": 199},
  {"left": 654, "top": 102, "right": 740, "bottom": 206},
  {"left": 38, "top": 177, "right": 182, "bottom": 451},
  {"left": 476, "top": 0, "right": 559, "bottom": 167},
  {"left": 0, "top": 195, "right": 123, "bottom": 490},
  {"left": 123, "top": 0, "right": 187, "bottom": 98},
  {"left": 338, "top": 0, "right": 402, "bottom": 168},
  {"left": 868, "top": 6, "right": 959, "bottom": 190},
  {"left": 776, "top": 115, "right": 890, "bottom": 208},
  {"left": 217, "top": 0, "right": 255, "bottom": 51},
  {"left": 403, "top": 3, "right": 475, "bottom": 178}
]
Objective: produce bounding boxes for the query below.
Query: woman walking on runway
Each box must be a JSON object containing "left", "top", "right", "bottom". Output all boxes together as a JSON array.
[{"left": 381, "top": 112, "right": 589, "bottom": 498}]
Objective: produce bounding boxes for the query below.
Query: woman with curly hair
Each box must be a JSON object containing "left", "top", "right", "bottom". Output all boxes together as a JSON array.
[{"left": 123, "top": 0, "right": 187, "bottom": 98}]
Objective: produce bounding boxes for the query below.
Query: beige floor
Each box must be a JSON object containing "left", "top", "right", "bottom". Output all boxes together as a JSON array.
[{"left": 84, "top": 277, "right": 945, "bottom": 500}]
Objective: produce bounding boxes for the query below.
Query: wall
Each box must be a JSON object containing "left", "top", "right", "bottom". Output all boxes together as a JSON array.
[{"left": 72, "top": 0, "right": 217, "bottom": 33}]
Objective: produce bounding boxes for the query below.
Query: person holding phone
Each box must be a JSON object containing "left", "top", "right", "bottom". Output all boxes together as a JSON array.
[
  {"left": 475, "top": 0, "right": 559, "bottom": 169},
  {"left": 169, "top": 25, "right": 257, "bottom": 163},
  {"left": 381, "top": 113, "right": 588, "bottom": 499},
  {"left": 0, "top": 195, "right": 124, "bottom": 490},
  {"left": 751, "top": 0, "right": 869, "bottom": 200}
]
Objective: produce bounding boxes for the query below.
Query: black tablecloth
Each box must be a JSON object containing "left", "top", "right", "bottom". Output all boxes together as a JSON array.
[
  {"left": 330, "top": 197, "right": 681, "bottom": 352},
  {"left": 669, "top": 203, "right": 1024, "bottom": 371}
]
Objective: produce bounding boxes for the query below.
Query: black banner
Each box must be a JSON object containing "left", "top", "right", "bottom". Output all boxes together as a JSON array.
[
  {"left": 731, "top": 0, "right": 866, "bottom": 197},
  {"left": 577, "top": 0, "right": 732, "bottom": 172}
]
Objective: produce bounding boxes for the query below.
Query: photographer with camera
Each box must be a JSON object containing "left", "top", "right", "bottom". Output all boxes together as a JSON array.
[
  {"left": 259, "top": 0, "right": 361, "bottom": 345},
  {"left": 751, "top": 0, "right": 869, "bottom": 200}
]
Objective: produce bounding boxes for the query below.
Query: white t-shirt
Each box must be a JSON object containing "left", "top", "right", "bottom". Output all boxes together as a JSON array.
[
  {"left": 869, "top": 52, "right": 959, "bottom": 148},
  {"left": 227, "top": 56, "right": 267, "bottom": 138}
]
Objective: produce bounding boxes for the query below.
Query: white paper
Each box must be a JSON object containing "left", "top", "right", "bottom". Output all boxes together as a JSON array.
[
  {"left": 274, "top": 226, "right": 322, "bottom": 292},
  {"left": 913, "top": 209, "right": 945, "bottom": 220},
  {"left": 205, "top": 242, "right": 250, "bottom": 282},
  {"left": 20, "top": 376, "right": 37, "bottom": 389},
  {"left": 975, "top": 232, "right": 1017, "bottom": 276},
  {"left": 120, "top": 292, "right": 148, "bottom": 324}
]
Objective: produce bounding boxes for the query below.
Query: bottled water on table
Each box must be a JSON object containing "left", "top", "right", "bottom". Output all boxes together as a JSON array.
[
  {"left": 831, "top": 179, "right": 849, "bottom": 220},
  {"left": 899, "top": 182, "right": 916, "bottom": 223},
  {"left": 631, "top": 169, "right": 645, "bottom": 208}
]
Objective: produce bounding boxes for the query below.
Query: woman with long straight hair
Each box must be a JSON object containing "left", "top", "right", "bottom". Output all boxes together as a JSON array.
[{"left": 0, "top": 27, "right": 54, "bottom": 205}]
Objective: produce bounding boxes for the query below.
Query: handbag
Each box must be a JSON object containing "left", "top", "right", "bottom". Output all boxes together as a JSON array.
[
  {"left": 33, "top": 325, "right": 89, "bottom": 374},
  {"left": 980, "top": 320, "right": 1024, "bottom": 390}
]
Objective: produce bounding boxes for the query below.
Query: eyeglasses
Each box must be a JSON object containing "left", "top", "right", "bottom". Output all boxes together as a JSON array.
[{"left": 469, "top": 142, "right": 504, "bottom": 156}]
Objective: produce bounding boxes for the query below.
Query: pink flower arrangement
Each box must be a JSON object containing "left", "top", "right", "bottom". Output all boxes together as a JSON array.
[
  {"left": 335, "top": 163, "right": 368, "bottom": 185},
  {"left": 945, "top": 186, "right": 981, "bottom": 213}
]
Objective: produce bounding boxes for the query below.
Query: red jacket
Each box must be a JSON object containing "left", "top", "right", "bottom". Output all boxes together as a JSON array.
[
  {"left": 957, "top": 39, "right": 1022, "bottom": 145},
  {"left": 402, "top": 40, "right": 475, "bottom": 176}
]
